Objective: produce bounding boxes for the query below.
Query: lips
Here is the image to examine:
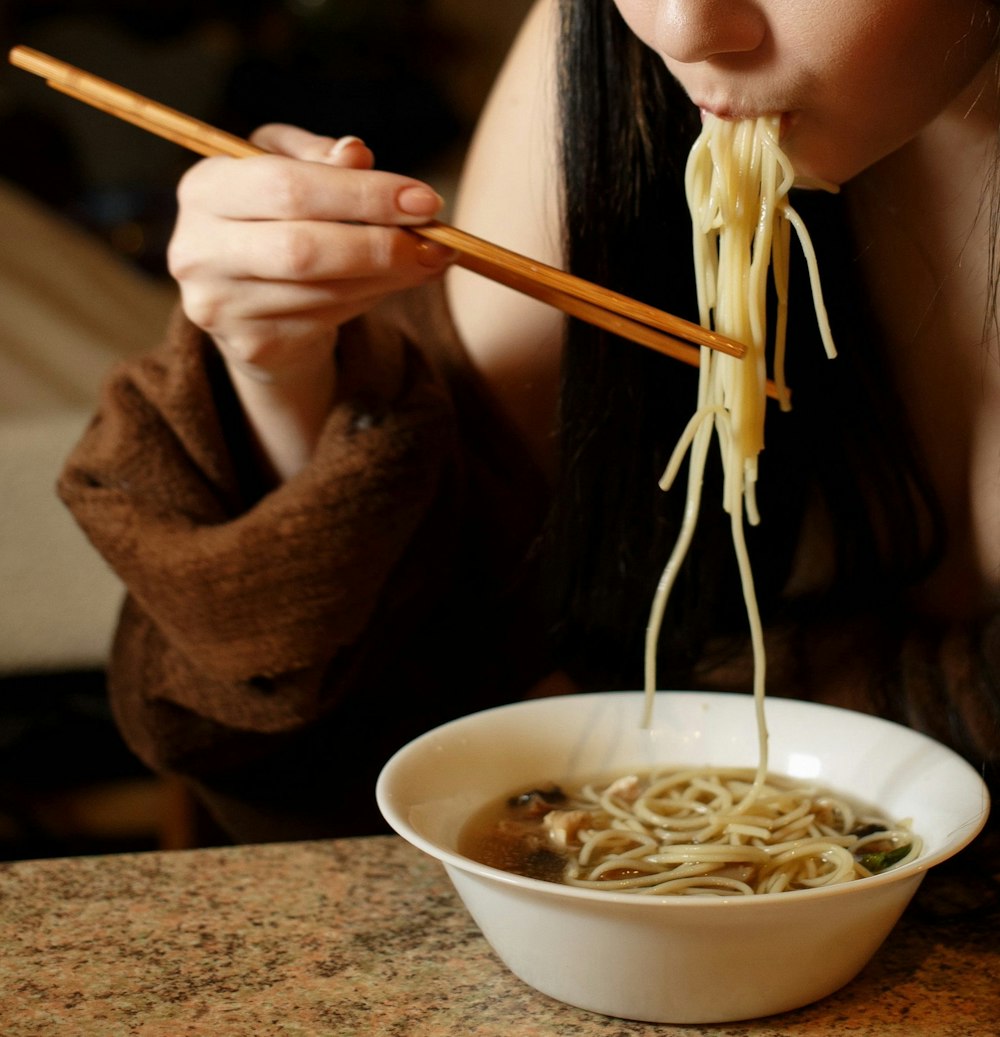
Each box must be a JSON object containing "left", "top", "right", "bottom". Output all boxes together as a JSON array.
[
  {"left": 697, "top": 103, "right": 795, "bottom": 140},
  {"left": 699, "top": 104, "right": 742, "bottom": 121}
]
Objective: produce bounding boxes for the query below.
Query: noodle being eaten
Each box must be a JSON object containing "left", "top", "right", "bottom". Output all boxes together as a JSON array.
[
  {"left": 644, "top": 116, "right": 835, "bottom": 778},
  {"left": 644, "top": 114, "right": 836, "bottom": 744}
]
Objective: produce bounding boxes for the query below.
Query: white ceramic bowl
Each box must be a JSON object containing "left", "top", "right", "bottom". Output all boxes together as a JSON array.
[{"left": 376, "top": 691, "right": 990, "bottom": 1024}]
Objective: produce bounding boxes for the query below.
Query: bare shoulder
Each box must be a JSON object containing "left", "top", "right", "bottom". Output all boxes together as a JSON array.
[
  {"left": 449, "top": 0, "right": 561, "bottom": 268},
  {"left": 445, "top": 0, "right": 564, "bottom": 474}
]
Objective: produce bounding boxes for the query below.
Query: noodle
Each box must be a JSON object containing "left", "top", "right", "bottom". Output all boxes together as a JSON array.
[
  {"left": 643, "top": 114, "right": 836, "bottom": 787},
  {"left": 560, "top": 769, "right": 920, "bottom": 895}
]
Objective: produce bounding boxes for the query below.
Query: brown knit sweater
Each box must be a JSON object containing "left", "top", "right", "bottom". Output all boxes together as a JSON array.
[{"left": 59, "top": 284, "right": 551, "bottom": 841}]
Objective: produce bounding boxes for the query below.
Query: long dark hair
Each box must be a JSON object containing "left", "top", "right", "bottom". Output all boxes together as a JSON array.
[{"left": 542, "top": 0, "right": 944, "bottom": 690}]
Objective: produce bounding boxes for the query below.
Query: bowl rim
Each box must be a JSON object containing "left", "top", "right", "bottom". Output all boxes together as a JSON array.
[{"left": 376, "top": 691, "right": 992, "bottom": 909}]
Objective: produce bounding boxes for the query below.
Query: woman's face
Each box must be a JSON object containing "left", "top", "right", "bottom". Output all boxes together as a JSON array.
[{"left": 612, "top": 0, "right": 999, "bottom": 184}]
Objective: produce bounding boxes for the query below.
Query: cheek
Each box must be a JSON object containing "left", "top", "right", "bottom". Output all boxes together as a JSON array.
[
  {"left": 785, "top": 2, "right": 998, "bottom": 181},
  {"left": 829, "top": 0, "right": 998, "bottom": 106}
]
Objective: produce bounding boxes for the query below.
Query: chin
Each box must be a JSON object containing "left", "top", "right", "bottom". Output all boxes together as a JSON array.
[
  {"left": 783, "top": 141, "right": 860, "bottom": 190},
  {"left": 783, "top": 127, "right": 898, "bottom": 189}
]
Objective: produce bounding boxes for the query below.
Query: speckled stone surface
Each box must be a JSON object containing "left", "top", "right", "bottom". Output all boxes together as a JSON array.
[{"left": 0, "top": 835, "right": 996, "bottom": 1036}]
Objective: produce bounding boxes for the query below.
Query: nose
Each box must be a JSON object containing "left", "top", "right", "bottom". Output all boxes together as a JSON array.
[{"left": 657, "top": 0, "right": 767, "bottom": 63}]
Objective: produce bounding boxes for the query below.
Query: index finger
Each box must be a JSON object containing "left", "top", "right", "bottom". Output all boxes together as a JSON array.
[{"left": 180, "top": 153, "right": 446, "bottom": 227}]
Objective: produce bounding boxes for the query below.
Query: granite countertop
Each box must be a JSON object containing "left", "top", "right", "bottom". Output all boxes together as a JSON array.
[{"left": 0, "top": 834, "right": 997, "bottom": 1036}]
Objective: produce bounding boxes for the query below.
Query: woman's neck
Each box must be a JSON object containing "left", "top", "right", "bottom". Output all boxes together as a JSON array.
[{"left": 844, "top": 58, "right": 1000, "bottom": 618}]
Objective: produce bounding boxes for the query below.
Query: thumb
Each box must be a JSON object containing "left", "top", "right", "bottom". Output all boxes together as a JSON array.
[{"left": 249, "top": 123, "right": 375, "bottom": 169}]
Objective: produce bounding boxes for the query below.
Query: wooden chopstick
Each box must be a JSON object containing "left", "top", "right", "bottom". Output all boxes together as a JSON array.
[{"left": 9, "top": 45, "right": 787, "bottom": 400}]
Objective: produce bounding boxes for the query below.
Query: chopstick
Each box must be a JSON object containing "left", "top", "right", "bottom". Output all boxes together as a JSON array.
[{"left": 9, "top": 45, "right": 787, "bottom": 399}]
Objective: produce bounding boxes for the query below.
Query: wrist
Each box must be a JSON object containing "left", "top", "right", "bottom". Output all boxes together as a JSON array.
[
  {"left": 221, "top": 331, "right": 340, "bottom": 388},
  {"left": 222, "top": 336, "right": 340, "bottom": 484}
]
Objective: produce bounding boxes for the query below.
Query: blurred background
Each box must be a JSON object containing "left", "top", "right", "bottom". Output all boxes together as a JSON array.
[{"left": 0, "top": 0, "right": 532, "bottom": 859}]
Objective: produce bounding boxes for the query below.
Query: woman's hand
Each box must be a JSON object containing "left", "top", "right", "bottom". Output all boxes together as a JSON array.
[
  {"left": 169, "top": 122, "right": 453, "bottom": 378},
  {"left": 166, "top": 123, "right": 455, "bottom": 481}
]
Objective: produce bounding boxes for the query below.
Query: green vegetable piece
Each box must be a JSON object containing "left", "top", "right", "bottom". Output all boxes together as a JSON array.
[{"left": 857, "top": 843, "right": 911, "bottom": 873}]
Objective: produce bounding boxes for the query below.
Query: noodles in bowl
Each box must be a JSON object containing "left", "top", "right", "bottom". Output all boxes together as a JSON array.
[
  {"left": 459, "top": 766, "right": 920, "bottom": 897},
  {"left": 376, "top": 691, "right": 989, "bottom": 1024}
]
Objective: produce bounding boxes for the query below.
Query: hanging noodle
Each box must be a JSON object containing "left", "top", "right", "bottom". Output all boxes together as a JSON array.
[
  {"left": 645, "top": 114, "right": 835, "bottom": 720},
  {"left": 643, "top": 115, "right": 835, "bottom": 773},
  {"left": 461, "top": 116, "right": 920, "bottom": 896}
]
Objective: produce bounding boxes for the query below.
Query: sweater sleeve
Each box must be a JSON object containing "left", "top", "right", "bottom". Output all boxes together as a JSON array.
[{"left": 58, "top": 298, "right": 460, "bottom": 736}]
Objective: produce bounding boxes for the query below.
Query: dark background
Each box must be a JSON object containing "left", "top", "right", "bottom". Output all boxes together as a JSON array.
[{"left": 0, "top": 0, "right": 517, "bottom": 274}]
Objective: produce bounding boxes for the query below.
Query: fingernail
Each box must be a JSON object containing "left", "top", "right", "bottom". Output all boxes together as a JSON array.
[
  {"left": 327, "top": 135, "right": 364, "bottom": 160},
  {"left": 397, "top": 185, "right": 444, "bottom": 216},
  {"left": 416, "top": 239, "right": 457, "bottom": 268}
]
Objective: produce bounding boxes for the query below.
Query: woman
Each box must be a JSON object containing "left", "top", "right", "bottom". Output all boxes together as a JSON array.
[{"left": 61, "top": 0, "right": 1000, "bottom": 841}]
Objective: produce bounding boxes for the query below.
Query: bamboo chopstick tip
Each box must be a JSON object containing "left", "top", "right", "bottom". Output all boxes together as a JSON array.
[{"left": 9, "top": 45, "right": 53, "bottom": 77}]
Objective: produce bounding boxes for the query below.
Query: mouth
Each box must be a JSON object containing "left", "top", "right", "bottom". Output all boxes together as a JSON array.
[{"left": 698, "top": 105, "right": 795, "bottom": 140}]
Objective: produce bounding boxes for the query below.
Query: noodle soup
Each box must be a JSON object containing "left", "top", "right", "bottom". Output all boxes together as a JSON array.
[
  {"left": 459, "top": 767, "right": 920, "bottom": 896},
  {"left": 378, "top": 692, "right": 988, "bottom": 1023}
]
